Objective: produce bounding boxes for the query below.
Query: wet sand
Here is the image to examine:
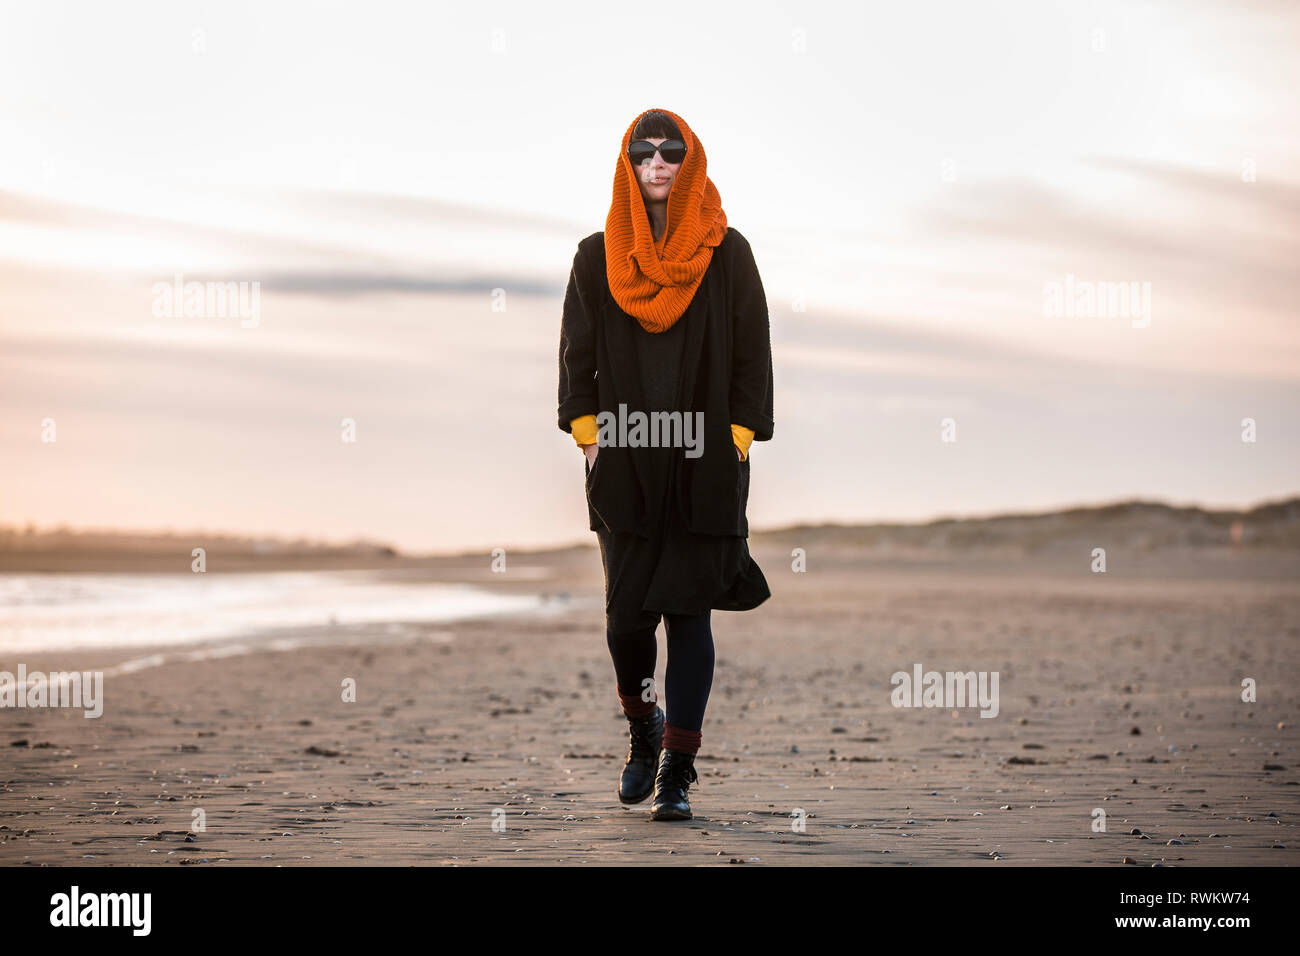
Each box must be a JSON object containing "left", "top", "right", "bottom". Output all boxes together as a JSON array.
[{"left": 1, "top": 542, "right": 1296, "bottom": 866}]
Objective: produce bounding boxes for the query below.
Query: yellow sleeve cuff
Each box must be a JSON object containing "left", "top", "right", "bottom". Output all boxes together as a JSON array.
[
  {"left": 731, "top": 423, "right": 755, "bottom": 461},
  {"left": 570, "top": 414, "right": 599, "bottom": 448}
]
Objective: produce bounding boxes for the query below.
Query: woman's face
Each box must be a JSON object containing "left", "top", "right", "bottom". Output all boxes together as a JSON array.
[{"left": 632, "top": 136, "right": 682, "bottom": 203}]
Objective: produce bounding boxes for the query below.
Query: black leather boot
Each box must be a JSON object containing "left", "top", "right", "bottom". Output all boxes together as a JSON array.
[
  {"left": 650, "top": 747, "right": 698, "bottom": 820},
  {"left": 618, "top": 705, "right": 664, "bottom": 804}
]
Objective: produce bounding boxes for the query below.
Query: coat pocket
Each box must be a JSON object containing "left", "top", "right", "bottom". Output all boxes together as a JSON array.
[
  {"left": 679, "top": 440, "right": 748, "bottom": 537},
  {"left": 584, "top": 449, "right": 610, "bottom": 531},
  {"left": 735, "top": 453, "right": 750, "bottom": 537}
]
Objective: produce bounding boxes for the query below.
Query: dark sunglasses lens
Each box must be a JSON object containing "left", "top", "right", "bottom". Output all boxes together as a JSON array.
[
  {"left": 628, "top": 143, "right": 656, "bottom": 165},
  {"left": 659, "top": 142, "right": 686, "bottom": 163}
]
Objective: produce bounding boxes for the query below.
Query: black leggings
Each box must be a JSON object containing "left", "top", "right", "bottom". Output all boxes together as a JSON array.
[{"left": 606, "top": 610, "right": 715, "bottom": 732}]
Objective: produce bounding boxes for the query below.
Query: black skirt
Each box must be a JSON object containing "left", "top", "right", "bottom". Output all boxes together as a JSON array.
[{"left": 592, "top": 443, "right": 770, "bottom": 634}]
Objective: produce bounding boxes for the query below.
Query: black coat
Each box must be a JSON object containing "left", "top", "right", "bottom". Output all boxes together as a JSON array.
[{"left": 558, "top": 227, "right": 774, "bottom": 539}]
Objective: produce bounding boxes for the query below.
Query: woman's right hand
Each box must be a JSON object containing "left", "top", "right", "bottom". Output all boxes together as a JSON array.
[{"left": 583, "top": 443, "right": 599, "bottom": 466}]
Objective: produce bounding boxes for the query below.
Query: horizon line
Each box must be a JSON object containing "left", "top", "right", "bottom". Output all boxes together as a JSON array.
[{"left": 3, "top": 491, "right": 1296, "bottom": 560}]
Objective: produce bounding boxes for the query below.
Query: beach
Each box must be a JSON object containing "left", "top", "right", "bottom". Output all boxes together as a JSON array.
[{"left": 2, "top": 530, "right": 1296, "bottom": 866}]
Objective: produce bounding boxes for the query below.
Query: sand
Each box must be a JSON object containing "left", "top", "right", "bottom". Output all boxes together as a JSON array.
[{"left": 1, "top": 540, "right": 1296, "bottom": 866}]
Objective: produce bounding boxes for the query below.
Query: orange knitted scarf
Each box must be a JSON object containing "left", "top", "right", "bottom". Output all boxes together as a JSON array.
[{"left": 605, "top": 107, "right": 728, "bottom": 334}]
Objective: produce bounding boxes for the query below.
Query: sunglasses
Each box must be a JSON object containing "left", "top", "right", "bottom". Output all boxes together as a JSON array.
[{"left": 628, "top": 139, "right": 687, "bottom": 166}]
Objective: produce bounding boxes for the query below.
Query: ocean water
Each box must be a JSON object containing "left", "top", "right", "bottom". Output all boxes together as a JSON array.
[{"left": 0, "top": 571, "right": 555, "bottom": 655}]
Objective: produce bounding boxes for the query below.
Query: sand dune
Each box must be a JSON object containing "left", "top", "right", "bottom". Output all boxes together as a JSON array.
[{"left": 2, "top": 496, "right": 1295, "bottom": 573}]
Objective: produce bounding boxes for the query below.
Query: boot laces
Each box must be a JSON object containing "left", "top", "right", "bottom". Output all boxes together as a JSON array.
[
  {"left": 663, "top": 752, "right": 697, "bottom": 789},
  {"left": 627, "top": 711, "right": 660, "bottom": 760}
]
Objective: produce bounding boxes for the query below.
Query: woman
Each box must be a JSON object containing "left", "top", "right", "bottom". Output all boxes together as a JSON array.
[{"left": 557, "top": 107, "right": 774, "bottom": 821}]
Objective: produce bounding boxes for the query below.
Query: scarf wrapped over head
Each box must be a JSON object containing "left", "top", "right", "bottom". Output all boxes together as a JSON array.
[{"left": 605, "top": 107, "right": 728, "bottom": 334}]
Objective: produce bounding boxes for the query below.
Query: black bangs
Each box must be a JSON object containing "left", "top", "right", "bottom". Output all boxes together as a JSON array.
[{"left": 631, "top": 109, "right": 683, "bottom": 143}]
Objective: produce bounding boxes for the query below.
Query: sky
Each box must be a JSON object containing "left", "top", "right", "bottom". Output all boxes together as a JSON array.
[{"left": 1, "top": 0, "right": 1297, "bottom": 553}]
